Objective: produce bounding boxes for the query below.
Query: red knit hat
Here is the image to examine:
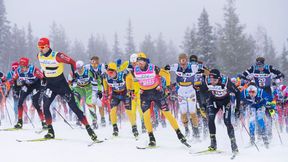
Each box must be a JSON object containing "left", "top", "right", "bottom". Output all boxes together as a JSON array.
[
  {"left": 11, "top": 61, "right": 19, "bottom": 70},
  {"left": 38, "top": 37, "right": 50, "bottom": 47},
  {"left": 19, "top": 57, "right": 29, "bottom": 67}
]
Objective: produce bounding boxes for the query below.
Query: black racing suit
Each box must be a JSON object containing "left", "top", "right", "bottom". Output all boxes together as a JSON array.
[{"left": 200, "top": 75, "right": 240, "bottom": 151}]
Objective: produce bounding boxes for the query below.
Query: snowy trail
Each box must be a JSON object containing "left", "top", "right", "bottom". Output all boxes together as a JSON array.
[
  {"left": 0, "top": 119, "right": 288, "bottom": 162},
  {"left": 0, "top": 98, "right": 287, "bottom": 162}
]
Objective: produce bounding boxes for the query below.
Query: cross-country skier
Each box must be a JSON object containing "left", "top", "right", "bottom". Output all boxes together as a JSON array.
[
  {"left": 37, "top": 37, "right": 97, "bottom": 141},
  {"left": 164, "top": 53, "right": 200, "bottom": 139},
  {"left": 68, "top": 60, "right": 98, "bottom": 129},
  {"left": 103, "top": 62, "right": 139, "bottom": 137},
  {"left": 133, "top": 52, "right": 187, "bottom": 147},
  {"left": 200, "top": 69, "right": 240, "bottom": 154},
  {"left": 241, "top": 83, "right": 275, "bottom": 148},
  {"left": 86, "top": 56, "right": 106, "bottom": 127},
  {"left": 6, "top": 61, "right": 21, "bottom": 121},
  {"left": 241, "top": 56, "right": 284, "bottom": 140},
  {"left": 12, "top": 57, "right": 47, "bottom": 129}
]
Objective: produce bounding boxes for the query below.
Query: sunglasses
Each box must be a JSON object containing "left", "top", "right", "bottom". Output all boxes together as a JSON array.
[
  {"left": 248, "top": 91, "right": 256, "bottom": 94},
  {"left": 107, "top": 69, "right": 116, "bottom": 72},
  {"left": 136, "top": 58, "right": 146, "bottom": 62},
  {"left": 38, "top": 45, "right": 47, "bottom": 49}
]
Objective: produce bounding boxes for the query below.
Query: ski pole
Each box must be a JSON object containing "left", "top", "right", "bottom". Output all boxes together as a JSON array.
[
  {"left": 4, "top": 99, "right": 12, "bottom": 125},
  {"left": 273, "top": 116, "right": 283, "bottom": 144},
  {"left": 24, "top": 110, "right": 35, "bottom": 128},
  {"left": 1, "top": 88, "right": 11, "bottom": 125},
  {"left": 53, "top": 107, "right": 74, "bottom": 129},
  {"left": 240, "top": 117, "right": 260, "bottom": 152},
  {"left": 6, "top": 99, "right": 35, "bottom": 128}
]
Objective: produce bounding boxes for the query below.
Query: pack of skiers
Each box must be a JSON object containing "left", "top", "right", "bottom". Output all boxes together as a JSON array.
[{"left": 0, "top": 37, "right": 286, "bottom": 155}]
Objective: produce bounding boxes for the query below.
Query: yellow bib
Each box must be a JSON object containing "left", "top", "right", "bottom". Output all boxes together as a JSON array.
[{"left": 38, "top": 51, "right": 64, "bottom": 78}]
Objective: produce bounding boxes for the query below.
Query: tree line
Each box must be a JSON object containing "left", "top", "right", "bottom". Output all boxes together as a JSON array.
[{"left": 0, "top": 0, "right": 287, "bottom": 80}]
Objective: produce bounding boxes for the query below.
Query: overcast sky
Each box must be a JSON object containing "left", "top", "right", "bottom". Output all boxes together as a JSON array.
[{"left": 5, "top": 0, "right": 288, "bottom": 53}]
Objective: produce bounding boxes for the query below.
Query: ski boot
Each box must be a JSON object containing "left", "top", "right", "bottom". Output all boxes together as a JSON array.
[
  {"left": 192, "top": 126, "right": 200, "bottom": 139},
  {"left": 76, "top": 120, "right": 82, "bottom": 127},
  {"left": 112, "top": 124, "right": 119, "bottom": 136},
  {"left": 250, "top": 135, "right": 255, "bottom": 146},
  {"left": 184, "top": 126, "right": 190, "bottom": 137},
  {"left": 132, "top": 125, "right": 139, "bottom": 138},
  {"left": 176, "top": 129, "right": 187, "bottom": 143},
  {"left": 208, "top": 134, "right": 217, "bottom": 151},
  {"left": 231, "top": 137, "right": 239, "bottom": 153},
  {"left": 44, "top": 125, "right": 55, "bottom": 139},
  {"left": 86, "top": 125, "right": 98, "bottom": 141},
  {"left": 148, "top": 132, "right": 156, "bottom": 147},
  {"left": 262, "top": 135, "right": 269, "bottom": 148},
  {"left": 14, "top": 119, "right": 23, "bottom": 129},
  {"left": 101, "top": 117, "right": 106, "bottom": 127},
  {"left": 92, "top": 119, "right": 98, "bottom": 129},
  {"left": 42, "top": 121, "right": 48, "bottom": 130}
]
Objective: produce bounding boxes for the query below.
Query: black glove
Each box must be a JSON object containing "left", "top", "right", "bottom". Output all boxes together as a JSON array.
[
  {"left": 41, "top": 78, "right": 47, "bottom": 86},
  {"left": 164, "top": 64, "right": 170, "bottom": 70},
  {"left": 97, "top": 91, "right": 103, "bottom": 99},
  {"left": 235, "top": 108, "right": 240, "bottom": 119}
]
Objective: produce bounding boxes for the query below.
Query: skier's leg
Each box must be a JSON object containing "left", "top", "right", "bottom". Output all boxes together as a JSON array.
[
  {"left": 31, "top": 88, "right": 47, "bottom": 128},
  {"left": 223, "top": 102, "right": 238, "bottom": 152},
  {"left": 207, "top": 100, "right": 219, "bottom": 150},
  {"left": 14, "top": 87, "right": 31, "bottom": 128},
  {"left": 249, "top": 107, "right": 256, "bottom": 143}
]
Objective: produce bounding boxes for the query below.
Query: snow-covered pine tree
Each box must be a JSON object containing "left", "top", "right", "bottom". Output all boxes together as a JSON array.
[
  {"left": 155, "top": 33, "right": 168, "bottom": 67},
  {"left": 216, "top": 0, "right": 255, "bottom": 76},
  {"left": 280, "top": 40, "right": 288, "bottom": 83},
  {"left": 125, "top": 19, "right": 136, "bottom": 56},
  {"left": 181, "top": 27, "right": 198, "bottom": 56},
  {"left": 10, "top": 24, "right": 27, "bottom": 65},
  {"left": 197, "top": 8, "right": 216, "bottom": 68},
  {"left": 0, "top": 0, "right": 11, "bottom": 72},
  {"left": 70, "top": 39, "right": 86, "bottom": 62},
  {"left": 87, "top": 34, "right": 97, "bottom": 59},
  {"left": 27, "top": 22, "right": 38, "bottom": 64},
  {"left": 140, "top": 34, "right": 155, "bottom": 60},
  {"left": 49, "top": 22, "right": 70, "bottom": 54},
  {"left": 112, "top": 32, "right": 123, "bottom": 60}
]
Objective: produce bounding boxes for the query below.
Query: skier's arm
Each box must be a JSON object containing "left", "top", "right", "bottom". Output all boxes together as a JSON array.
[
  {"left": 125, "top": 72, "right": 133, "bottom": 91},
  {"left": 159, "top": 69, "right": 171, "bottom": 87},
  {"left": 56, "top": 52, "right": 76, "bottom": 74},
  {"left": 34, "top": 67, "right": 44, "bottom": 80},
  {"left": 240, "top": 91, "right": 252, "bottom": 105},
  {"left": 155, "top": 66, "right": 161, "bottom": 75},
  {"left": 241, "top": 66, "right": 254, "bottom": 80},
  {"left": 12, "top": 70, "right": 19, "bottom": 83},
  {"left": 269, "top": 65, "right": 284, "bottom": 79},
  {"left": 197, "top": 61, "right": 210, "bottom": 76},
  {"left": 228, "top": 79, "right": 241, "bottom": 110},
  {"left": 103, "top": 77, "right": 109, "bottom": 92},
  {"left": 164, "top": 63, "right": 178, "bottom": 72}
]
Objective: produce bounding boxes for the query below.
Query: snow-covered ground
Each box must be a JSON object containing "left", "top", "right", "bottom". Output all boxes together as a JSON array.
[{"left": 0, "top": 100, "right": 288, "bottom": 162}]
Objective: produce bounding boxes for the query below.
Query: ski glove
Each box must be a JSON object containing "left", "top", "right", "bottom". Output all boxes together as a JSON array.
[
  {"left": 268, "top": 109, "right": 276, "bottom": 117},
  {"left": 235, "top": 108, "right": 240, "bottom": 119},
  {"left": 97, "top": 91, "right": 103, "bottom": 99},
  {"left": 41, "top": 78, "right": 47, "bottom": 86},
  {"left": 164, "top": 64, "right": 170, "bottom": 71}
]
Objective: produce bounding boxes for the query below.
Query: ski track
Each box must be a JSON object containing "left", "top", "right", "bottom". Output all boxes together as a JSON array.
[{"left": 1, "top": 99, "right": 288, "bottom": 162}]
